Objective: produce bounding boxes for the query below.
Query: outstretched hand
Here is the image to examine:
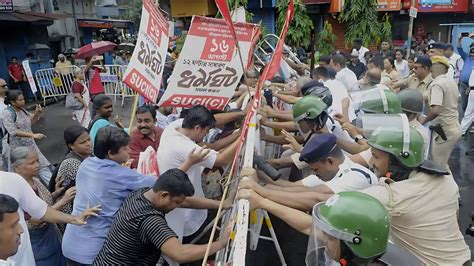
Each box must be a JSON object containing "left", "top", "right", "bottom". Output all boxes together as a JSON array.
[{"left": 70, "top": 205, "right": 102, "bottom": 225}]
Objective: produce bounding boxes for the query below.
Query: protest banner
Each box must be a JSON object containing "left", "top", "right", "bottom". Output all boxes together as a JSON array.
[
  {"left": 158, "top": 16, "right": 258, "bottom": 110},
  {"left": 122, "top": 0, "right": 169, "bottom": 103},
  {"left": 22, "top": 60, "right": 38, "bottom": 94}
]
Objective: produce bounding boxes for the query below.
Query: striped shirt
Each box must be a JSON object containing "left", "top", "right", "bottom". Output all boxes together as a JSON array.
[{"left": 93, "top": 188, "right": 177, "bottom": 264}]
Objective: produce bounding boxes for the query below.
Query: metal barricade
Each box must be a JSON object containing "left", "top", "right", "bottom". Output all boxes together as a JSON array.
[
  {"left": 82, "top": 64, "right": 137, "bottom": 106},
  {"left": 35, "top": 66, "right": 77, "bottom": 106}
]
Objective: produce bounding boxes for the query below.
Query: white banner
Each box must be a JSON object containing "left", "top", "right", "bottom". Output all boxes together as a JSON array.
[
  {"left": 158, "top": 16, "right": 258, "bottom": 110},
  {"left": 22, "top": 60, "right": 38, "bottom": 94},
  {"left": 122, "top": 0, "right": 169, "bottom": 103}
]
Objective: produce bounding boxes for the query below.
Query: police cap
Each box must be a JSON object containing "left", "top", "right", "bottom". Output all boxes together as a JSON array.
[
  {"left": 428, "top": 42, "right": 447, "bottom": 50},
  {"left": 414, "top": 56, "right": 432, "bottom": 68},
  {"left": 299, "top": 133, "right": 337, "bottom": 163}
]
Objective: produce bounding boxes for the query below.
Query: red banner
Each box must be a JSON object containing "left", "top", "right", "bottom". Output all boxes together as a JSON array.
[{"left": 215, "top": 0, "right": 239, "bottom": 42}]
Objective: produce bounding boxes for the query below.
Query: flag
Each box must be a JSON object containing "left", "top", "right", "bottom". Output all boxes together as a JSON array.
[
  {"left": 215, "top": 0, "right": 238, "bottom": 41},
  {"left": 261, "top": 0, "right": 294, "bottom": 80}
]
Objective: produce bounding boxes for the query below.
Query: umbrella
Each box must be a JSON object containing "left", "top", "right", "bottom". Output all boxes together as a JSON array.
[
  {"left": 75, "top": 41, "right": 117, "bottom": 59},
  {"left": 117, "top": 42, "right": 135, "bottom": 52},
  {"left": 27, "top": 43, "right": 50, "bottom": 51}
]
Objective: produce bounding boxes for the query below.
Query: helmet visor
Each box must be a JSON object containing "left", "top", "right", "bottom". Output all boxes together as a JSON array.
[
  {"left": 356, "top": 114, "right": 406, "bottom": 138},
  {"left": 350, "top": 86, "right": 389, "bottom": 113},
  {"left": 306, "top": 202, "right": 359, "bottom": 265}
]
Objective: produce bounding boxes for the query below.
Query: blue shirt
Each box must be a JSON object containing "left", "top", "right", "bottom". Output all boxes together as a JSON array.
[
  {"left": 62, "top": 157, "right": 156, "bottom": 264},
  {"left": 457, "top": 47, "right": 474, "bottom": 84},
  {"left": 89, "top": 118, "right": 114, "bottom": 145}
]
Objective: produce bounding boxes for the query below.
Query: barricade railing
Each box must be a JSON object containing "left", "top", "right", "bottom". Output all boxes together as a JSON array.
[{"left": 35, "top": 66, "right": 77, "bottom": 105}]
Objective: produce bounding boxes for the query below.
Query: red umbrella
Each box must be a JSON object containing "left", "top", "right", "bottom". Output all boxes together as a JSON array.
[{"left": 75, "top": 41, "right": 117, "bottom": 59}]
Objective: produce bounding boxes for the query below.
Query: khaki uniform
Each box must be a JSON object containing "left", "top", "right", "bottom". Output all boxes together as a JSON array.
[
  {"left": 393, "top": 73, "right": 433, "bottom": 99},
  {"left": 362, "top": 171, "right": 471, "bottom": 265},
  {"left": 428, "top": 74, "right": 462, "bottom": 171}
]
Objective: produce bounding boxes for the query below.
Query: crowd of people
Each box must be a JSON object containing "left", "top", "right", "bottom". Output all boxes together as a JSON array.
[{"left": 0, "top": 30, "right": 473, "bottom": 266}]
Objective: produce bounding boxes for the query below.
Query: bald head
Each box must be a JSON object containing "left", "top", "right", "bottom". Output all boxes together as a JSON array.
[{"left": 366, "top": 68, "right": 382, "bottom": 86}]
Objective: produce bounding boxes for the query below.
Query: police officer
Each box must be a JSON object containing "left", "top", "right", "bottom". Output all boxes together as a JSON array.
[
  {"left": 419, "top": 55, "right": 462, "bottom": 172},
  {"left": 397, "top": 89, "right": 430, "bottom": 159},
  {"left": 238, "top": 133, "right": 377, "bottom": 212},
  {"left": 361, "top": 123, "right": 471, "bottom": 265},
  {"left": 390, "top": 56, "right": 433, "bottom": 99},
  {"left": 428, "top": 42, "right": 456, "bottom": 81}
]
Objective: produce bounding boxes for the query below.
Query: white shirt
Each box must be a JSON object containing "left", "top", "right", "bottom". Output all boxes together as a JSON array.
[
  {"left": 447, "top": 53, "right": 464, "bottom": 83},
  {"left": 0, "top": 172, "right": 48, "bottom": 266},
  {"left": 324, "top": 79, "right": 357, "bottom": 121},
  {"left": 0, "top": 259, "right": 15, "bottom": 266},
  {"left": 336, "top": 68, "right": 359, "bottom": 92},
  {"left": 394, "top": 59, "right": 409, "bottom": 79},
  {"left": 300, "top": 156, "right": 377, "bottom": 192},
  {"left": 157, "top": 119, "right": 218, "bottom": 239},
  {"left": 355, "top": 47, "right": 370, "bottom": 65}
]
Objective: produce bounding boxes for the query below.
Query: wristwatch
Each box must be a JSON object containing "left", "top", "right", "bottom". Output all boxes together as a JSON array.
[{"left": 354, "top": 134, "right": 365, "bottom": 143}]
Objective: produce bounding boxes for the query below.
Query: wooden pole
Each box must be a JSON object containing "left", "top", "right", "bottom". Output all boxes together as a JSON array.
[
  {"left": 406, "top": 0, "right": 416, "bottom": 58},
  {"left": 127, "top": 94, "right": 139, "bottom": 134}
]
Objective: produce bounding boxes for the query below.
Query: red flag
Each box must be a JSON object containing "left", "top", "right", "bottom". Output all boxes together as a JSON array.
[
  {"left": 261, "top": 0, "right": 294, "bottom": 80},
  {"left": 215, "top": 0, "right": 238, "bottom": 41}
]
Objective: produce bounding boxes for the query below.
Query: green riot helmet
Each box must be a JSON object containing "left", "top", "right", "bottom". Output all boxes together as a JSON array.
[
  {"left": 397, "top": 89, "right": 424, "bottom": 114},
  {"left": 293, "top": 95, "right": 329, "bottom": 132},
  {"left": 306, "top": 192, "right": 390, "bottom": 265},
  {"left": 368, "top": 114, "right": 425, "bottom": 169},
  {"left": 351, "top": 85, "right": 402, "bottom": 114}
]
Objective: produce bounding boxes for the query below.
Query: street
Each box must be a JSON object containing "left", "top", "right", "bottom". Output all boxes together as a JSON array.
[{"left": 32, "top": 99, "right": 474, "bottom": 264}]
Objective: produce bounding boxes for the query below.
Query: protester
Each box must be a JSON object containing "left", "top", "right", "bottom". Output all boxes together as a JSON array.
[
  {"left": 352, "top": 38, "right": 369, "bottom": 65},
  {"left": 457, "top": 35, "right": 474, "bottom": 112},
  {"left": 0, "top": 78, "right": 8, "bottom": 165},
  {"left": 93, "top": 169, "right": 230, "bottom": 264},
  {"left": 11, "top": 147, "right": 73, "bottom": 266},
  {"left": 420, "top": 56, "right": 461, "bottom": 172},
  {"left": 445, "top": 44, "right": 464, "bottom": 84},
  {"left": 88, "top": 94, "right": 123, "bottom": 145},
  {"left": 62, "top": 126, "right": 209, "bottom": 264},
  {"left": 157, "top": 105, "right": 239, "bottom": 264},
  {"left": 55, "top": 54, "right": 73, "bottom": 89},
  {"left": 374, "top": 40, "right": 393, "bottom": 58},
  {"left": 330, "top": 54, "right": 359, "bottom": 92},
  {"left": 129, "top": 105, "right": 163, "bottom": 169},
  {"left": 7, "top": 57, "right": 29, "bottom": 97},
  {"left": 156, "top": 105, "right": 178, "bottom": 129},
  {"left": 0, "top": 170, "right": 100, "bottom": 265},
  {"left": 0, "top": 194, "right": 23, "bottom": 264},
  {"left": 1, "top": 90, "right": 52, "bottom": 184},
  {"left": 347, "top": 50, "right": 366, "bottom": 79},
  {"left": 84, "top": 56, "right": 105, "bottom": 100},
  {"left": 71, "top": 67, "right": 91, "bottom": 128},
  {"left": 48, "top": 125, "right": 91, "bottom": 219},
  {"left": 381, "top": 57, "right": 401, "bottom": 86},
  {"left": 394, "top": 49, "right": 409, "bottom": 79}
]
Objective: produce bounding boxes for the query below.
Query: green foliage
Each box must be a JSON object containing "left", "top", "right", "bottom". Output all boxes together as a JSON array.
[
  {"left": 338, "top": 0, "right": 382, "bottom": 46},
  {"left": 316, "top": 20, "right": 336, "bottom": 56},
  {"left": 216, "top": 0, "right": 254, "bottom": 22},
  {"left": 175, "top": 32, "right": 187, "bottom": 55},
  {"left": 381, "top": 13, "right": 392, "bottom": 42},
  {"left": 276, "top": 0, "right": 313, "bottom": 48},
  {"left": 128, "top": 0, "right": 143, "bottom": 31}
]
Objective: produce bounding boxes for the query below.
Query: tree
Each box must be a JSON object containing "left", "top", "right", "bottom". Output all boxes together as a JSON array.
[
  {"left": 316, "top": 20, "right": 336, "bottom": 56},
  {"left": 216, "top": 0, "right": 254, "bottom": 22},
  {"left": 380, "top": 13, "right": 392, "bottom": 42},
  {"left": 276, "top": 0, "right": 313, "bottom": 48},
  {"left": 338, "top": 0, "right": 382, "bottom": 46}
]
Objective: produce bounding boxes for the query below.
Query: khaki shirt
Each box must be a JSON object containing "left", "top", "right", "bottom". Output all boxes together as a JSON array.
[
  {"left": 55, "top": 60, "right": 72, "bottom": 75},
  {"left": 362, "top": 171, "right": 471, "bottom": 265},
  {"left": 393, "top": 74, "right": 433, "bottom": 98},
  {"left": 428, "top": 74, "right": 460, "bottom": 127}
]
